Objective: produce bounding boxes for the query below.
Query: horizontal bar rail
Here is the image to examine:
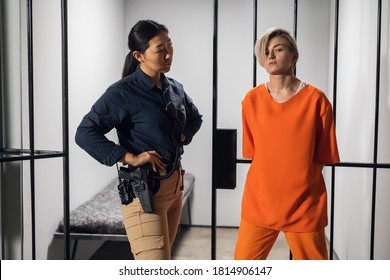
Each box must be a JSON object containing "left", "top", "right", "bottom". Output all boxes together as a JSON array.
[
  {"left": 236, "top": 159, "right": 390, "bottom": 169},
  {"left": 0, "top": 148, "right": 66, "bottom": 162}
]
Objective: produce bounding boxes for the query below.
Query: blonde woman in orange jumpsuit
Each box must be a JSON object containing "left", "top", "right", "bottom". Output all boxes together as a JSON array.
[{"left": 234, "top": 28, "right": 340, "bottom": 260}]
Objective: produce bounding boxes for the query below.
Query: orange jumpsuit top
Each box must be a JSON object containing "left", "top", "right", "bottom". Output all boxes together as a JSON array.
[{"left": 241, "top": 83, "right": 340, "bottom": 232}]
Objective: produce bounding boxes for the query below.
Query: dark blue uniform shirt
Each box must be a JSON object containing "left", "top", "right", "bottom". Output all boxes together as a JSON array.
[{"left": 75, "top": 66, "right": 202, "bottom": 166}]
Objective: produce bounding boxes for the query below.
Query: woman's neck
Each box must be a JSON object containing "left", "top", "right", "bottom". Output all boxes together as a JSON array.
[
  {"left": 268, "top": 75, "right": 299, "bottom": 90},
  {"left": 267, "top": 75, "right": 301, "bottom": 102},
  {"left": 140, "top": 65, "right": 162, "bottom": 88}
]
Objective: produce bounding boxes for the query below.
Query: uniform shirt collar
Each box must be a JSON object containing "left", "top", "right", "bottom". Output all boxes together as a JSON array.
[{"left": 134, "top": 65, "right": 170, "bottom": 91}]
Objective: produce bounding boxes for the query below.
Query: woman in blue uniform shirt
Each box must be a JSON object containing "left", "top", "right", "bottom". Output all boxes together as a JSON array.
[{"left": 75, "top": 20, "right": 202, "bottom": 260}]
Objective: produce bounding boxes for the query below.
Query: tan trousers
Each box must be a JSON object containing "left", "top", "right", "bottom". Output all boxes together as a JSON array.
[
  {"left": 121, "top": 169, "right": 183, "bottom": 260},
  {"left": 234, "top": 219, "right": 328, "bottom": 260}
]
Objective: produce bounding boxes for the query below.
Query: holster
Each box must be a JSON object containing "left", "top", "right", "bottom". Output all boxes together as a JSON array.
[{"left": 117, "top": 165, "right": 160, "bottom": 213}]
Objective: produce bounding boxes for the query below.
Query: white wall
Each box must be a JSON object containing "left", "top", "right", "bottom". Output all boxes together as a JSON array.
[
  {"left": 332, "top": 0, "right": 390, "bottom": 260},
  {"left": 376, "top": 0, "right": 390, "bottom": 260},
  {"left": 16, "top": 0, "right": 126, "bottom": 259},
  {"left": 1, "top": 0, "right": 23, "bottom": 260},
  {"left": 20, "top": 0, "right": 64, "bottom": 260},
  {"left": 68, "top": 0, "right": 125, "bottom": 210},
  {"left": 216, "top": 0, "right": 255, "bottom": 227},
  {"left": 68, "top": 0, "right": 127, "bottom": 258}
]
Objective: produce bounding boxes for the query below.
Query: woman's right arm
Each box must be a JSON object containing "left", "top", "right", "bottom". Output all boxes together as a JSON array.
[
  {"left": 75, "top": 88, "right": 127, "bottom": 166},
  {"left": 75, "top": 87, "right": 166, "bottom": 171}
]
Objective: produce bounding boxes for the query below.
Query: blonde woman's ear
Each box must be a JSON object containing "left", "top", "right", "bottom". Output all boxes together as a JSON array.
[{"left": 292, "top": 53, "right": 299, "bottom": 66}]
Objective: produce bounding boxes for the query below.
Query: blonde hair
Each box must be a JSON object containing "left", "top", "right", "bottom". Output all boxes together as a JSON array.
[{"left": 254, "top": 27, "right": 299, "bottom": 68}]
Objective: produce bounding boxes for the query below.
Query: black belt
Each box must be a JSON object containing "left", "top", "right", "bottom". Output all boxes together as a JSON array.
[{"left": 164, "top": 158, "right": 181, "bottom": 175}]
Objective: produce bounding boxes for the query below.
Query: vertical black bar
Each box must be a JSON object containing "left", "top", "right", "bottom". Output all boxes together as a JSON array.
[
  {"left": 293, "top": 0, "right": 298, "bottom": 40},
  {"left": 26, "top": 0, "right": 36, "bottom": 260},
  {"left": 0, "top": 0, "right": 3, "bottom": 144},
  {"left": 329, "top": 0, "right": 340, "bottom": 260},
  {"left": 330, "top": 167, "right": 336, "bottom": 254},
  {"left": 61, "top": 0, "right": 70, "bottom": 260},
  {"left": 211, "top": 0, "right": 218, "bottom": 260},
  {"left": 370, "top": 0, "right": 382, "bottom": 260},
  {"left": 0, "top": 0, "right": 4, "bottom": 260},
  {"left": 253, "top": 0, "right": 257, "bottom": 87}
]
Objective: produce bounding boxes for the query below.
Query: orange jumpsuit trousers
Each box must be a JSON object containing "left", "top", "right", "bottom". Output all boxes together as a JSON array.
[{"left": 234, "top": 219, "right": 328, "bottom": 260}]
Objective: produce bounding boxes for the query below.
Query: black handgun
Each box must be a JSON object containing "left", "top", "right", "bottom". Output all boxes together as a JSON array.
[{"left": 117, "top": 166, "right": 156, "bottom": 213}]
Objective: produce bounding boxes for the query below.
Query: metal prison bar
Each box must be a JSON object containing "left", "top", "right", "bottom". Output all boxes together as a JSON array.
[
  {"left": 0, "top": 0, "right": 70, "bottom": 260},
  {"left": 230, "top": 0, "right": 390, "bottom": 260}
]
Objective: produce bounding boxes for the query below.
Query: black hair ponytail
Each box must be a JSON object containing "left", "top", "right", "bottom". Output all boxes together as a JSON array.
[{"left": 121, "top": 52, "right": 138, "bottom": 78}]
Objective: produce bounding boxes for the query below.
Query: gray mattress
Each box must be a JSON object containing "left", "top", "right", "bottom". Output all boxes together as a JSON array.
[{"left": 56, "top": 173, "right": 195, "bottom": 236}]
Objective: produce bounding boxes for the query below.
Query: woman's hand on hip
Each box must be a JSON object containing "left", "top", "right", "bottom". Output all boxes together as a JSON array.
[
  {"left": 120, "top": 151, "right": 166, "bottom": 172},
  {"left": 143, "top": 151, "right": 166, "bottom": 172}
]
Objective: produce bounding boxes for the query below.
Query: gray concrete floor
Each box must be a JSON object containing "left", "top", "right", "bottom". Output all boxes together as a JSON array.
[
  {"left": 172, "top": 226, "right": 290, "bottom": 260},
  {"left": 90, "top": 226, "right": 334, "bottom": 260},
  {"left": 90, "top": 226, "right": 291, "bottom": 260}
]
